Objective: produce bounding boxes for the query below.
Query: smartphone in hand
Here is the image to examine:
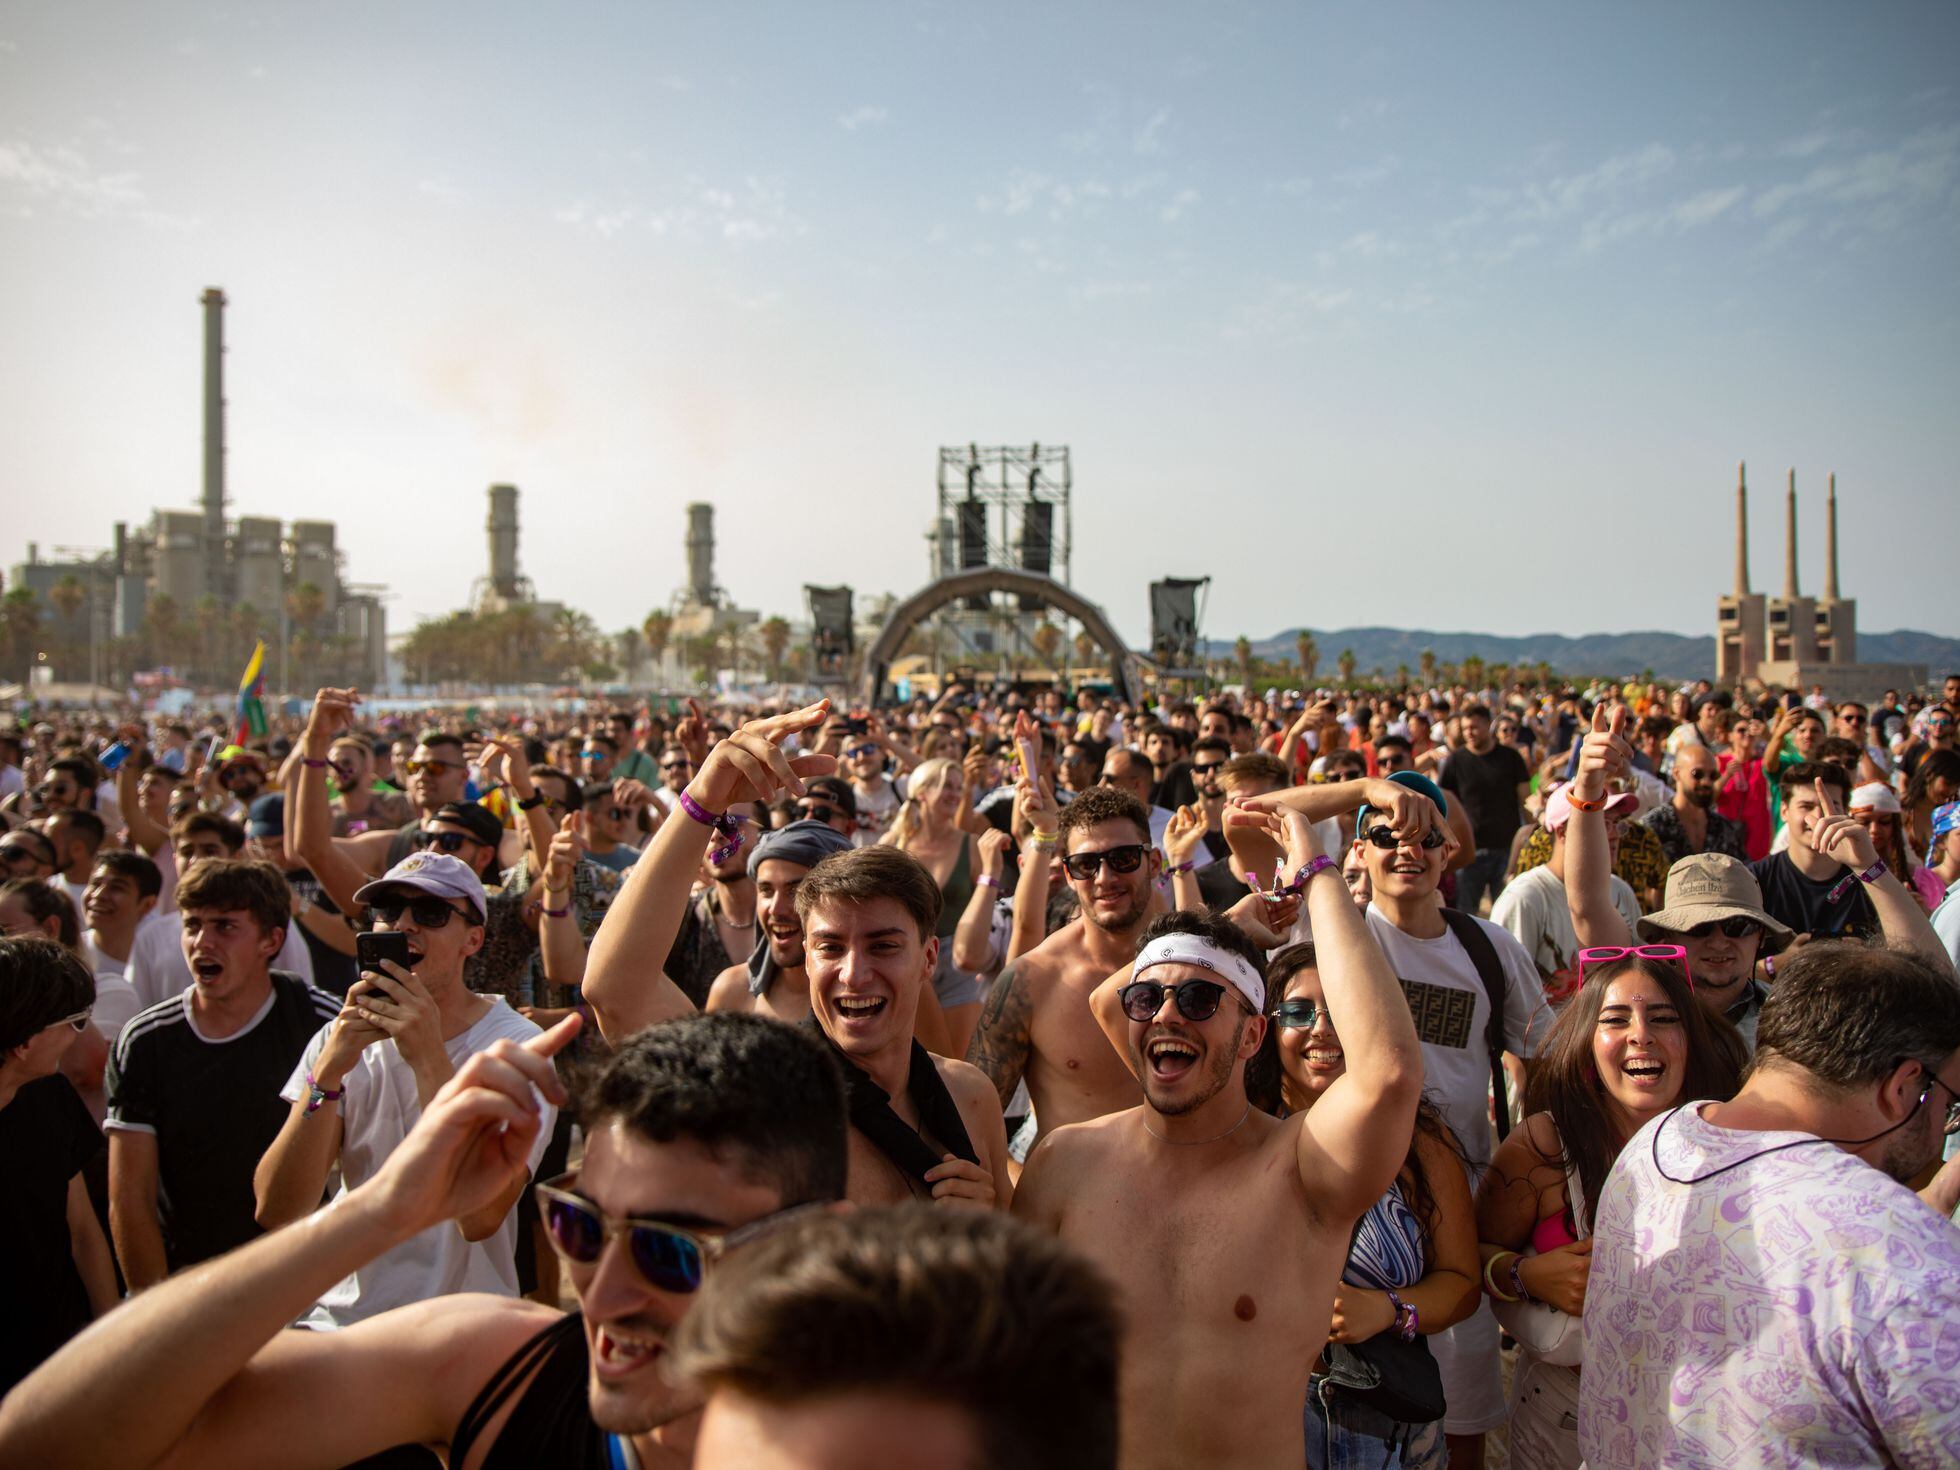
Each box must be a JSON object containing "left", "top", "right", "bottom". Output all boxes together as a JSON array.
[{"left": 355, "top": 929, "right": 412, "bottom": 976}]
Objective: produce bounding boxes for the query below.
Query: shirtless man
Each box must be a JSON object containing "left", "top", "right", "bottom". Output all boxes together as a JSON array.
[
  {"left": 703, "top": 819, "right": 852, "bottom": 1023},
  {"left": 1013, "top": 806, "right": 1424, "bottom": 1470},
  {"left": 965, "top": 786, "right": 1164, "bottom": 1142},
  {"left": 795, "top": 845, "right": 1013, "bottom": 1208}
]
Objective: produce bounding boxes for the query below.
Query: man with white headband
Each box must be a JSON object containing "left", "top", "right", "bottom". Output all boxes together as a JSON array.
[{"left": 1015, "top": 807, "right": 1424, "bottom": 1469}]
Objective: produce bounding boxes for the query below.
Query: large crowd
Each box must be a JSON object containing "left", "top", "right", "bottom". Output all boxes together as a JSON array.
[{"left": 0, "top": 671, "right": 1956, "bottom": 1469}]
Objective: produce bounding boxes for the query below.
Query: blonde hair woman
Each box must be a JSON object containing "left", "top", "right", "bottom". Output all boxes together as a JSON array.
[{"left": 882, "top": 756, "right": 988, "bottom": 1053}]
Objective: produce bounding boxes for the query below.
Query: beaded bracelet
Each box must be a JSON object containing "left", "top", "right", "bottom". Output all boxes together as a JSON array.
[{"left": 676, "top": 789, "right": 744, "bottom": 865}]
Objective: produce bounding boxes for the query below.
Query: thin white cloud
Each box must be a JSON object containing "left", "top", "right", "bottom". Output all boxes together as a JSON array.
[
  {"left": 838, "top": 105, "right": 888, "bottom": 131},
  {"left": 1669, "top": 185, "right": 1746, "bottom": 228},
  {"left": 1160, "top": 187, "right": 1199, "bottom": 223},
  {"left": 1134, "top": 107, "right": 1170, "bottom": 156},
  {"left": 0, "top": 138, "right": 147, "bottom": 217}
]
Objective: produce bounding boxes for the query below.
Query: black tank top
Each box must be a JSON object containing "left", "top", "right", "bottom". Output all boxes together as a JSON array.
[{"left": 449, "top": 1313, "right": 622, "bottom": 1470}]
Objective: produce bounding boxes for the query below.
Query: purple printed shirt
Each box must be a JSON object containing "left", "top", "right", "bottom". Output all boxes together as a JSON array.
[{"left": 1580, "top": 1103, "right": 1960, "bottom": 1468}]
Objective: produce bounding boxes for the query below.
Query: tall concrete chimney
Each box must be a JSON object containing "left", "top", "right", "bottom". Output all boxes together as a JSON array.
[
  {"left": 686, "top": 503, "right": 716, "bottom": 605},
  {"left": 201, "top": 288, "right": 227, "bottom": 548},
  {"left": 487, "top": 484, "right": 521, "bottom": 599},
  {"left": 1733, "top": 461, "right": 1750, "bottom": 595},
  {"left": 1824, "top": 472, "right": 1840, "bottom": 601},
  {"left": 1782, "top": 468, "right": 1800, "bottom": 598}
]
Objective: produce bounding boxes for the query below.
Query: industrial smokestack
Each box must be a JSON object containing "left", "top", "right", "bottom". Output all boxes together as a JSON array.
[
  {"left": 487, "top": 484, "right": 520, "bottom": 598},
  {"left": 1824, "top": 472, "right": 1840, "bottom": 601},
  {"left": 1783, "top": 468, "right": 1800, "bottom": 599},
  {"left": 686, "top": 503, "right": 716, "bottom": 604},
  {"left": 201, "top": 288, "right": 227, "bottom": 548},
  {"left": 1733, "top": 461, "right": 1750, "bottom": 595}
]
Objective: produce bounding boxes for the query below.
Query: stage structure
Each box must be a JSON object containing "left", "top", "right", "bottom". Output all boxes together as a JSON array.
[
  {"left": 806, "top": 584, "right": 855, "bottom": 682},
  {"left": 925, "top": 444, "right": 1074, "bottom": 656},
  {"left": 1149, "top": 577, "right": 1210, "bottom": 679}
]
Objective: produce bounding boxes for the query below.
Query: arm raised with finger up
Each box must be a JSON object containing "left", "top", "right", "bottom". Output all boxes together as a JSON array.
[{"left": 583, "top": 701, "right": 836, "bottom": 1043}]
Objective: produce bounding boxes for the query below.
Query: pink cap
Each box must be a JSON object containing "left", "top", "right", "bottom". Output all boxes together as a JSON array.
[{"left": 1543, "top": 781, "right": 1638, "bottom": 831}]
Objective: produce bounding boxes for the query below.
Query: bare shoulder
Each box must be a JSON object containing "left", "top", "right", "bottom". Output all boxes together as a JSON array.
[
  {"left": 935, "top": 1055, "right": 1003, "bottom": 1118},
  {"left": 703, "top": 963, "right": 751, "bottom": 1013}
]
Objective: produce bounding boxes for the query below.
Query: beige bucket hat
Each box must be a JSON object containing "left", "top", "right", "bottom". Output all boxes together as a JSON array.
[{"left": 1637, "top": 852, "right": 1794, "bottom": 951}]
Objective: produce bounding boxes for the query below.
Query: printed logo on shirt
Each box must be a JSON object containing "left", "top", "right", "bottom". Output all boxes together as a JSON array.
[{"left": 1398, "top": 977, "right": 1476, "bottom": 1050}]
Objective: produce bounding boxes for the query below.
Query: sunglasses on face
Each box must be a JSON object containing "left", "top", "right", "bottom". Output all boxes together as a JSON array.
[
  {"left": 1683, "top": 915, "right": 1762, "bottom": 941},
  {"left": 534, "top": 1174, "right": 823, "bottom": 1294},
  {"left": 403, "top": 759, "right": 458, "bottom": 777},
  {"left": 661, "top": 760, "right": 691, "bottom": 773},
  {"left": 328, "top": 761, "right": 359, "bottom": 785},
  {"left": 579, "top": 749, "right": 610, "bottom": 762},
  {"left": 1358, "top": 825, "right": 1447, "bottom": 851},
  {"left": 1, "top": 846, "right": 46, "bottom": 867},
  {"left": 1274, "top": 997, "right": 1332, "bottom": 1030},
  {"left": 845, "top": 744, "right": 880, "bottom": 759},
  {"left": 418, "top": 830, "right": 485, "bottom": 855},
  {"left": 1062, "top": 844, "right": 1149, "bottom": 882},
  {"left": 1191, "top": 763, "right": 1225, "bottom": 778},
  {"left": 1119, "top": 978, "right": 1239, "bottom": 1023},
  {"left": 797, "top": 803, "right": 842, "bottom": 824},
  {"left": 368, "top": 895, "right": 472, "bottom": 929}
]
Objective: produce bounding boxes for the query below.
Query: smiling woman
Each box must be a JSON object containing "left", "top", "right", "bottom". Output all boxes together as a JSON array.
[{"left": 1473, "top": 956, "right": 1745, "bottom": 1467}]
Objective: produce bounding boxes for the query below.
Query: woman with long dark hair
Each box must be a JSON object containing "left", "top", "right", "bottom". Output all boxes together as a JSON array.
[
  {"left": 1262, "top": 942, "right": 1482, "bottom": 1469},
  {"left": 1475, "top": 952, "right": 1744, "bottom": 1469}
]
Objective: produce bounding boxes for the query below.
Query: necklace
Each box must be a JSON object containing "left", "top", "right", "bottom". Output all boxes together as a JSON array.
[
  {"left": 1143, "top": 1101, "right": 1252, "bottom": 1146},
  {"left": 1648, "top": 1103, "right": 1835, "bottom": 1184}
]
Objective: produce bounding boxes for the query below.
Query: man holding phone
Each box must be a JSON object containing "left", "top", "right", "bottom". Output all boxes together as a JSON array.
[{"left": 252, "top": 851, "right": 551, "bottom": 1327}]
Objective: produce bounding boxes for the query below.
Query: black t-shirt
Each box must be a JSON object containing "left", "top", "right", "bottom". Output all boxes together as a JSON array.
[
  {"left": 1440, "top": 744, "right": 1531, "bottom": 851},
  {"left": 285, "top": 867, "right": 358, "bottom": 997},
  {"left": 1151, "top": 761, "right": 1198, "bottom": 812},
  {"left": 1747, "top": 852, "right": 1879, "bottom": 941},
  {"left": 0, "top": 1075, "right": 104, "bottom": 1393},
  {"left": 106, "top": 972, "right": 341, "bottom": 1271}
]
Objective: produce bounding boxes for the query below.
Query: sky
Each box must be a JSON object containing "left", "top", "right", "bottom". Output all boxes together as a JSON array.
[{"left": 3, "top": 1, "right": 1957, "bottom": 652}]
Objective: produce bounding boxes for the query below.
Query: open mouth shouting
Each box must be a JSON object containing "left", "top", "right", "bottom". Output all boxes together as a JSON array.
[
  {"left": 591, "top": 1322, "right": 664, "bottom": 1384},
  {"left": 1144, "top": 1031, "right": 1201, "bottom": 1084},
  {"left": 830, "top": 993, "right": 889, "bottom": 1035},
  {"left": 191, "top": 957, "right": 226, "bottom": 985}
]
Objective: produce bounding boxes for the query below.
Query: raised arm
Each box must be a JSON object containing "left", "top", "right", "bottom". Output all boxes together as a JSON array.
[
  {"left": 1807, "top": 781, "right": 1956, "bottom": 974},
  {"left": 292, "top": 689, "right": 381, "bottom": 915},
  {"left": 1007, "top": 779, "right": 1056, "bottom": 965},
  {"left": 0, "top": 1019, "right": 577, "bottom": 1470},
  {"left": 1565, "top": 705, "right": 1637, "bottom": 948},
  {"left": 583, "top": 700, "right": 834, "bottom": 1043},
  {"left": 536, "top": 812, "right": 590, "bottom": 989},
  {"left": 1162, "top": 803, "right": 1207, "bottom": 912},
  {"left": 952, "top": 829, "right": 1013, "bottom": 973},
  {"left": 1284, "top": 810, "right": 1424, "bottom": 1223},
  {"left": 115, "top": 728, "right": 170, "bottom": 857}
]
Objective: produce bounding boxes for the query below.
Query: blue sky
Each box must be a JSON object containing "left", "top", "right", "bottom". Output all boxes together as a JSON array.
[{"left": 3, "top": 2, "right": 1956, "bottom": 650}]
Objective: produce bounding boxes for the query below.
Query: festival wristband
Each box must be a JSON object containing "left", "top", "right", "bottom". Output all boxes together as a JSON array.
[
  {"left": 1026, "top": 830, "right": 1057, "bottom": 848},
  {"left": 975, "top": 874, "right": 1002, "bottom": 890},
  {"left": 304, "top": 1070, "right": 344, "bottom": 1115},
  {"left": 516, "top": 792, "right": 547, "bottom": 811},
  {"left": 1564, "top": 788, "right": 1608, "bottom": 813},
  {"left": 1509, "top": 1253, "right": 1536, "bottom": 1305},
  {"left": 1827, "top": 858, "right": 1888, "bottom": 904},
  {"left": 1166, "top": 860, "right": 1195, "bottom": 875},
  {"left": 302, "top": 757, "right": 329, "bottom": 769},
  {"left": 1275, "top": 854, "right": 1337, "bottom": 895},
  {"left": 542, "top": 903, "right": 571, "bottom": 919},
  {"left": 676, "top": 789, "right": 744, "bottom": 865}
]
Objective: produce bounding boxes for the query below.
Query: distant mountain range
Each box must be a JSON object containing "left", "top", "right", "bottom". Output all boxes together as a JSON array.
[{"left": 1200, "top": 627, "right": 1960, "bottom": 683}]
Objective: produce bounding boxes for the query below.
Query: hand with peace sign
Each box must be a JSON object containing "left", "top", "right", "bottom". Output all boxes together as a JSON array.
[
  {"left": 1572, "top": 703, "right": 1632, "bottom": 807},
  {"left": 687, "top": 700, "right": 835, "bottom": 812}
]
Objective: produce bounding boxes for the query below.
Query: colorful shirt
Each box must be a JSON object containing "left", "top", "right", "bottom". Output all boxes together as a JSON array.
[
  {"left": 1581, "top": 1103, "right": 1960, "bottom": 1469},
  {"left": 1639, "top": 802, "right": 1747, "bottom": 867},
  {"left": 1515, "top": 821, "right": 1669, "bottom": 913}
]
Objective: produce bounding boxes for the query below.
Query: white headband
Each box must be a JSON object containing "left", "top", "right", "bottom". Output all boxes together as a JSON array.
[{"left": 1133, "top": 934, "right": 1266, "bottom": 1014}]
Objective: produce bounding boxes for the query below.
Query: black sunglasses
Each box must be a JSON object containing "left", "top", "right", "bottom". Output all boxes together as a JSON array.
[
  {"left": 1683, "top": 915, "right": 1762, "bottom": 941},
  {"left": 1119, "top": 978, "right": 1238, "bottom": 1023},
  {"left": 797, "top": 803, "right": 843, "bottom": 824},
  {"left": 661, "top": 759, "right": 692, "bottom": 773},
  {"left": 418, "top": 829, "right": 487, "bottom": 855},
  {"left": 1190, "top": 763, "right": 1226, "bottom": 777},
  {"left": 1358, "top": 825, "right": 1447, "bottom": 851},
  {"left": 368, "top": 895, "right": 473, "bottom": 929},
  {"left": 534, "top": 1173, "right": 823, "bottom": 1294},
  {"left": 1062, "top": 844, "right": 1149, "bottom": 882}
]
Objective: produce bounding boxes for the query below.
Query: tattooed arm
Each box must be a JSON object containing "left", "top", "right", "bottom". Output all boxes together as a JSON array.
[{"left": 964, "top": 959, "right": 1035, "bottom": 1112}]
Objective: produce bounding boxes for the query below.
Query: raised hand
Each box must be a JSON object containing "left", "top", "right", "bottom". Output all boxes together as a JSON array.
[
  {"left": 1013, "top": 709, "right": 1042, "bottom": 785},
  {"left": 1804, "top": 778, "right": 1878, "bottom": 869},
  {"left": 977, "top": 826, "right": 1014, "bottom": 880},
  {"left": 1016, "top": 773, "right": 1059, "bottom": 837},
  {"left": 1573, "top": 704, "right": 1631, "bottom": 804},
  {"left": 675, "top": 699, "right": 711, "bottom": 767},
  {"left": 362, "top": 1016, "right": 580, "bottom": 1238},
  {"left": 545, "top": 810, "right": 586, "bottom": 892},
  {"left": 304, "top": 687, "right": 360, "bottom": 754},
  {"left": 1163, "top": 803, "right": 1206, "bottom": 866},
  {"left": 688, "top": 701, "right": 834, "bottom": 811}
]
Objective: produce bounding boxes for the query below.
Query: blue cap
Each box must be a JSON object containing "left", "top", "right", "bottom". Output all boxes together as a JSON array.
[
  {"left": 1929, "top": 800, "right": 1959, "bottom": 864},
  {"left": 1357, "top": 770, "right": 1449, "bottom": 828},
  {"left": 247, "top": 792, "right": 285, "bottom": 838}
]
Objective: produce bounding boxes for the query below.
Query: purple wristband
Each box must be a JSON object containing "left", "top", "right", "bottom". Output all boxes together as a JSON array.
[
  {"left": 1827, "top": 858, "right": 1887, "bottom": 904},
  {"left": 676, "top": 788, "right": 744, "bottom": 865},
  {"left": 1274, "top": 854, "right": 1336, "bottom": 896}
]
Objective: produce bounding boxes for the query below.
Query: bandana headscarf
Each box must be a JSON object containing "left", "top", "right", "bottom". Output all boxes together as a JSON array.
[{"left": 1133, "top": 933, "right": 1266, "bottom": 1012}]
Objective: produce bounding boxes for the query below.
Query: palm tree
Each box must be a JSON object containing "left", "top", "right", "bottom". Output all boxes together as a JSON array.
[
  {"left": 1073, "top": 630, "right": 1097, "bottom": 666},
  {"left": 1296, "top": 630, "right": 1318, "bottom": 686},
  {"left": 1396, "top": 663, "right": 1411, "bottom": 689},
  {"left": 1233, "top": 636, "right": 1255, "bottom": 691},
  {"left": 759, "top": 616, "right": 791, "bottom": 680},
  {"left": 1031, "top": 621, "right": 1063, "bottom": 673},
  {"left": 1337, "top": 648, "right": 1358, "bottom": 685},
  {"left": 1462, "top": 655, "right": 1487, "bottom": 691},
  {"left": 642, "top": 611, "right": 673, "bottom": 675},
  {"left": 47, "top": 576, "right": 87, "bottom": 679},
  {"left": 0, "top": 586, "right": 41, "bottom": 683},
  {"left": 1418, "top": 648, "right": 1437, "bottom": 686}
]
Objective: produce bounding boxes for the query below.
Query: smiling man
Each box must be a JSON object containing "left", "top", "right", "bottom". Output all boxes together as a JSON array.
[
  {"left": 252, "top": 851, "right": 550, "bottom": 1327},
  {"left": 105, "top": 859, "right": 340, "bottom": 1290},
  {"left": 0, "top": 1013, "right": 851, "bottom": 1470},
  {"left": 795, "top": 845, "right": 1012, "bottom": 1208},
  {"left": 703, "top": 818, "right": 852, "bottom": 1023},
  {"left": 1015, "top": 810, "right": 1423, "bottom": 1470}
]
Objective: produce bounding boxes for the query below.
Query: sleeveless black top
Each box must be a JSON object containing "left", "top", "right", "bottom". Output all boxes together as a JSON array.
[{"left": 450, "top": 1313, "right": 624, "bottom": 1470}]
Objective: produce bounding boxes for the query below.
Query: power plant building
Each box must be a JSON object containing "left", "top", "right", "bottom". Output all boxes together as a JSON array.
[
  {"left": 8, "top": 287, "right": 387, "bottom": 690},
  {"left": 1715, "top": 463, "right": 1921, "bottom": 698}
]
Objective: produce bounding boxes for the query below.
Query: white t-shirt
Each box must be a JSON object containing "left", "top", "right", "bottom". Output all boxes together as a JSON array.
[
  {"left": 1489, "top": 864, "right": 1642, "bottom": 1003},
  {"left": 850, "top": 775, "right": 904, "bottom": 847},
  {"left": 124, "top": 910, "right": 315, "bottom": 1012},
  {"left": 284, "top": 998, "right": 553, "bottom": 1328},
  {"left": 1362, "top": 907, "right": 1552, "bottom": 1169},
  {"left": 1582, "top": 1104, "right": 1960, "bottom": 1468}
]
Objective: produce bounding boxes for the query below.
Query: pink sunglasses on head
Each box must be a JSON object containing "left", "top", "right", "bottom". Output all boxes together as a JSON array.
[{"left": 1576, "top": 944, "right": 1693, "bottom": 992}]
